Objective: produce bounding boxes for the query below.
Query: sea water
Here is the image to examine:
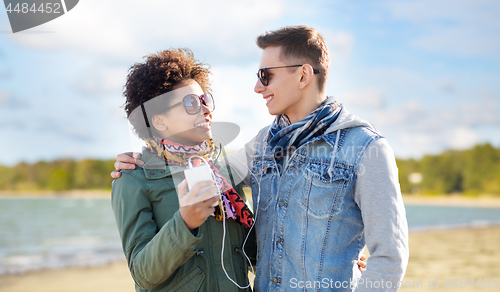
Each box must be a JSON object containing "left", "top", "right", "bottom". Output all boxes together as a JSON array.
[
  {"left": 1, "top": 197, "right": 500, "bottom": 276},
  {"left": 0, "top": 198, "right": 123, "bottom": 276}
]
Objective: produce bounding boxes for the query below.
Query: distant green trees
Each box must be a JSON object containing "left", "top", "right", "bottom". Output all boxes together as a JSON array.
[
  {"left": 397, "top": 143, "right": 500, "bottom": 196},
  {"left": 0, "top": 159, "right": 116, "bottom": 191},
  {"left": 1, "top": 143, "right": 499, "bottom": 195}
]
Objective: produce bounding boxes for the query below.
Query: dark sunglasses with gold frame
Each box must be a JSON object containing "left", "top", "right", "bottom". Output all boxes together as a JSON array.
[{"left": 256, "top": 65, "right": 320, "bottom": 86}]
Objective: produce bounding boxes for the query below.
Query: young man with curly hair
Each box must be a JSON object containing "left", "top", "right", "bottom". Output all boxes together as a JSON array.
[{"left": 113, "top": 26, "right": 407, "bottom": 292}]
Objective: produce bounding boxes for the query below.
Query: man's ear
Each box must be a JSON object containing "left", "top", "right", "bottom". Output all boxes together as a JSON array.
[
  {"left": 298, "top": 64, "right": 315, "bottom": 90},
  {"left": 151, "top": 114, "right": 168, "bottom": 131}
]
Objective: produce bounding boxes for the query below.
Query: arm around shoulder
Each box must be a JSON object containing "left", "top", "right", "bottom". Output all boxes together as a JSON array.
[{"left": 224, "top": 132, "right": 261, "bottom": 187}]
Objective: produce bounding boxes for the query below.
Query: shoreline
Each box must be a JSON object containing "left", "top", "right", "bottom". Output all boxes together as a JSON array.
[
  {"left": 0, "top": 223, "right": 497, "bottom": 278},
  {"left": 0, "top": 190, "right": 111, "bottom": 199},
  {"left": 2, "top": 191, "right": 500, "bottom": 208},
  {"left": 408, "top": 222, "right": 500, "bottom": 233},
  {"left": 1, "top": 226, "right": 498, "bottom": 292},
  {"left": 402, "top": 194, "right": 500, "bottom": 208}
]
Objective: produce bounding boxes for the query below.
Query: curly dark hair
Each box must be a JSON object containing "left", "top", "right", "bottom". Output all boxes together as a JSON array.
[{"left": 124, "top": 48, "right": 211, "bottom": 140}]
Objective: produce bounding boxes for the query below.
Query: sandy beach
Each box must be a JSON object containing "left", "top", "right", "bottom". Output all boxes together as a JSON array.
[
  {"left": 0, "top": 225, "right": 498, "bottom": 292},
  {"left": 402, "top": 226, "right": 500, "bottom": 291},
  {"left": 0, "top": 260, "right": 135, "bottom": 292},
  {"left": 1, "top": 195, "right": 499, "bottom": 291}
]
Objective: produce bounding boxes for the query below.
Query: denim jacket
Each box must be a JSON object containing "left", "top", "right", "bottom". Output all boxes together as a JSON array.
[{"left": 227, "top": 105, "right": 409, "bottom": 292}]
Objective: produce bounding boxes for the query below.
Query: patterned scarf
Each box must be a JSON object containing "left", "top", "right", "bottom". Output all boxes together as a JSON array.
[
  {"left": 145, "top": 137, "right": 254, "bottom": 228},
  {"left": 269, "top": 97, "right": 341, "bottom": 162}
]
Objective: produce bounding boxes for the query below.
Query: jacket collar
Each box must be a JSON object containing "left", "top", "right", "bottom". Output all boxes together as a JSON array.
[{"left": 141, "top": 147, "right": 185, "bottom": 179}]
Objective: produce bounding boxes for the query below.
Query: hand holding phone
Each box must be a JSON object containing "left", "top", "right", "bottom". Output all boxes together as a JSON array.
[
  {"left": 182, "top": 164, "right": 220, "bottom": 207},
  {"left": 177, "top": 179, "right": 219, "bottom": 231}
]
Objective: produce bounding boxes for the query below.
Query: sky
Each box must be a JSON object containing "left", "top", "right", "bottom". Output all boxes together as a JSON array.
[{"left": 0, "top": 0, "right": 499, "bottom": 166}]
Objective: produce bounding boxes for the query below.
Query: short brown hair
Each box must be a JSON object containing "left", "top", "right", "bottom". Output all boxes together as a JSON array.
[
  {"left": 124, "top": 48, "right": 211, "bottom": 140},
  {"left": 256, "top": 25, "right": 330, "bottom": 91}
]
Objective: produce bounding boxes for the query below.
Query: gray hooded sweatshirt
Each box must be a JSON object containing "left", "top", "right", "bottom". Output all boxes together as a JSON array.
[{"left": 226, "top": 105, "right": 409, "bottom": 291}]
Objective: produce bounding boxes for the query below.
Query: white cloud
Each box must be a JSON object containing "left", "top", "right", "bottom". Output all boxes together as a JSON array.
[
  {"left": 373, "top": 99, "right": 425, "bottom": 126},
  {"left": 210, "top": 64, "right": 274, "bottom": 150},
  {"left": 411, "top": 26, "right": 500, "bottom": 57},
  {"left": 2, "top": 0, "right": 288, "bottom": 164},
  {"left": 121, "top": 63, "right": 274, "bottom": 153},
  {"left": 375, "top": 95, "right": 499, "bottom": 158},
  {"left": 329, "top": 65, "right": 428, "bottom": 103},
  {"left": 0, "top": 92, "right": 11, "bottom": 105},
  {"left": 446, "top": 126, "right": 480, "bottom": 150},
  {"left": 0, "top": 70, "right": 10, "bottom": 79},
  {"left": 340, "top": 89, "right": 385, "bottom": 108},
  {"left": 438, "top": 79, "right": 458, "bottom": 93},
  {"left": 400, "top": 132, "right": 437, "bottom": 156},
  {"left": 0, "top": 92, "right": 29, "bottom": 109},
  {"left": 74, "top": 65, "right": 128, "bottom": 94},
  {"left": 457, "top": 101, "right": 500, "bottom": 126},
  {"left": 8, "top": 0, "right": 285, "bottom": 63},
  {"left": 385, "top": 0, "right": 500, "bottom": 57},
  {"left": 2, "top": 0, "right": 499, "bottom": 164},
  {"left": 387, "top": 0, "right": 491, "bottom": 22},
  {"left": 398, "top": 127, "right": 478, "bottom": 159},
  {"left": 322, "top": 30, "right": 355, "bottom": 62},
  {"left": 374, "top": 95, "right": 499, "bottom": 130}
]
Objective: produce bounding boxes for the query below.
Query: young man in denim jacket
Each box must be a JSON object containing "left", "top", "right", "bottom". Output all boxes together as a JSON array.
[
  {"left": 113, "top": 26, "right": 408, "bottom": 291},
  {"left": 226, "top": 26, "right": 408, "bottom": 292}
]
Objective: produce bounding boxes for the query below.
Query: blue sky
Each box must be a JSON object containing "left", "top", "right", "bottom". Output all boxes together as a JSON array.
[{"left": 0, "top": 0, "right": 499, "bottom": 166}]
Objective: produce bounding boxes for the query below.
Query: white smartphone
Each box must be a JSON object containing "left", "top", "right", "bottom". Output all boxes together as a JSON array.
[{"left": 183, "top": 164, "right": 220, "bottom": 207}]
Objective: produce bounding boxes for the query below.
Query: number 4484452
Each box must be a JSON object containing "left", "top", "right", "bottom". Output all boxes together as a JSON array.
[
  {"left": 443, "top": 278, "right": 498, "bottom": 289},
  {"left": 5, "top": 3, "right": 62, "bottom": 14}
]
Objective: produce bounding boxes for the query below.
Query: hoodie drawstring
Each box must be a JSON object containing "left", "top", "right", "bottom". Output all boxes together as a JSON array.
[{"left": 328, "top": 130, "right": 341, "bottom": 178}]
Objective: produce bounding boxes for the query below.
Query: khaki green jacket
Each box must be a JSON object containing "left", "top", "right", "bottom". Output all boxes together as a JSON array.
[{"left": 111, "top": 149, "right": 254, "bottom": 292}]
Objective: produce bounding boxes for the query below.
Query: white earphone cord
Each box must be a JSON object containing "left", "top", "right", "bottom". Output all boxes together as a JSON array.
[
  {"left": 222, "top": 140, "right": 267, "bottom": 288},
  {"left": 187, "top": 155, "right": 262, "bottom": 289}
]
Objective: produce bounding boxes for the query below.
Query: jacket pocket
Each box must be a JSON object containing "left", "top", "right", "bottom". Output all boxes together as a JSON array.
[
  {"left": 252, "top": 158, "right": 275, "bottom": 211},
  {"left": 232, "top": 245, "right": 251, "bottom": 288},
  {"left": 303, "top": 164, "right": 352, "bottom": 217},
  {"left": 167, "top": 266, "right": 205, "bottom": 292}
]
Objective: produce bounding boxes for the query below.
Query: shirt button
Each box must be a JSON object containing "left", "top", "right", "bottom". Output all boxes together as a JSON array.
[
  {"left": 271, "top": 277, "right": 281, "bottom": 284},
  {"left": 276, "top": 237, "right": 284, "bottom": 243}
]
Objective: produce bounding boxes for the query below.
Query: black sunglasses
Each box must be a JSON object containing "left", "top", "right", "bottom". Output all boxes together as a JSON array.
[
  {"left": 257, "top": 65, "right": 320, "bottom": 86},
  {"left": 164, "top": 92, "right": 215, "bottom": 115}
]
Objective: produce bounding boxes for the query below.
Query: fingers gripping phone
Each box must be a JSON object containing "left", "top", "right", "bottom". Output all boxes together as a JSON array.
[{"left": 183, "top": 163, "right": 220, "bottom": 207}]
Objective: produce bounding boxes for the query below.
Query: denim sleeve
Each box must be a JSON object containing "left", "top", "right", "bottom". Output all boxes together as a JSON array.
[{"left": 354, "top": 138, "right": 409, "bottom": 292}]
